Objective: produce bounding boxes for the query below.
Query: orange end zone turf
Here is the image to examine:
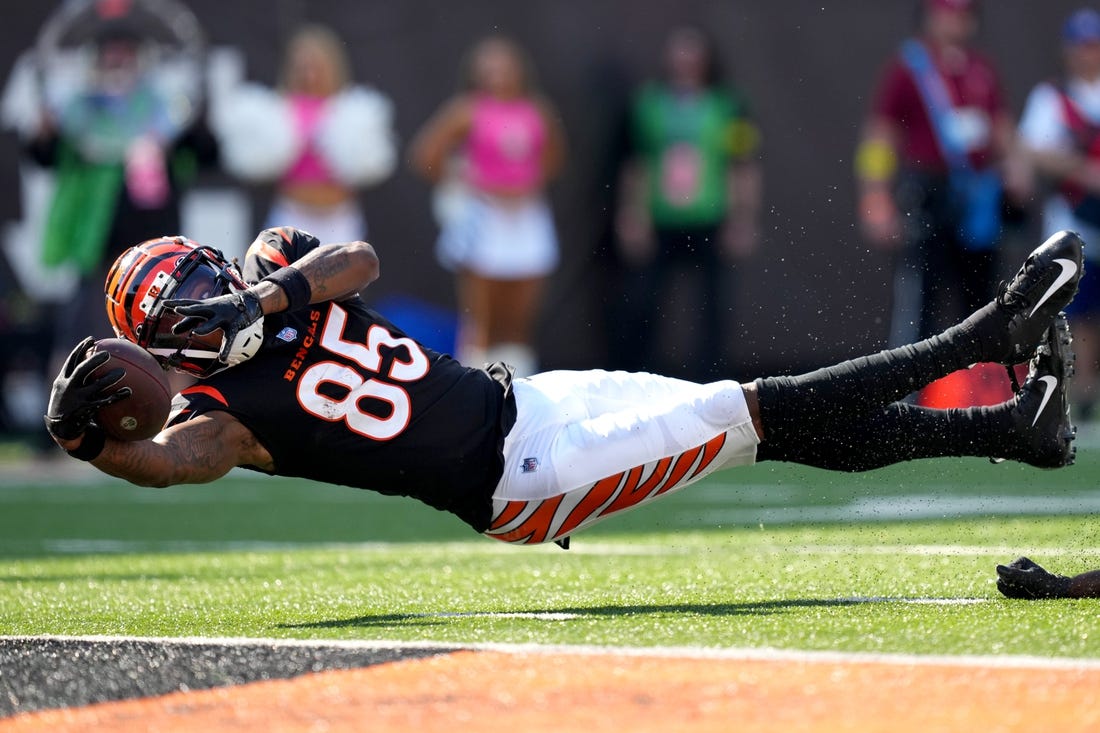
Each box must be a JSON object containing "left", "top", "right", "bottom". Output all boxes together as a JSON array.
[{"left": 3, "top": 649, "right": 1099, "bottom": 733}]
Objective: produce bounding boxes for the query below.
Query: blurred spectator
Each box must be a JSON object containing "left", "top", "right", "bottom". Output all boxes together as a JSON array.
[
  {"left": 34, "top": 28, "right": 215, "bottom": 373},
  {"left": 1018, "top": 7, "right": 1100, "bottom": 418},
  {"left": 409, "top": 35, "right": 567, "bottom": 376},
  {"left": 0, "top": 0, "right": 213, "bottom": 450},
  {"left": 212, "top": 24, "right": 397, "bottom": 243},
  {"left": 856, "top": 0, "right": 1028, "bottom": 346},
  {"left": 31, "top": 28, "right": 213, "bottom": 343},
  {"left": 612, "top": 26, "right": 761, "bottom": 381}
]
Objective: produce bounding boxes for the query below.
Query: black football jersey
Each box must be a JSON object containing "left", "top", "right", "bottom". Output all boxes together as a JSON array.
[{"left": 167, "top": 227, "right": 515, "bottom": 532}]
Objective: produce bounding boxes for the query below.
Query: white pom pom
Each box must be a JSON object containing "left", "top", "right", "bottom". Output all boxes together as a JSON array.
[
  {"left": 315, "top": 86, "right": 398, "bottom": 187},
  {"left": 0, "top": 53, "right": 45, "bottom": 140},
  {"left": 431, "top": 156, "right": 473, "bottom": 227},
  {"left": 211, "top": 84, "right": 300, "bottom": 182}
]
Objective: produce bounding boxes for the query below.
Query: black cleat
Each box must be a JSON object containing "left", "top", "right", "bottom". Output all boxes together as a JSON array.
[
  {"left": 994, "top": 230, "right": 1084, "bottom": 365},
  {"left": 1009, "top": 313, "right": 1077, "bottom": 468}
]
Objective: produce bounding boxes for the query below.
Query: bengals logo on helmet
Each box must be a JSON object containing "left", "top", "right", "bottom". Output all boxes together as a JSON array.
[{"left": 104, "top": 236, "right": 262, "bottom": 377}]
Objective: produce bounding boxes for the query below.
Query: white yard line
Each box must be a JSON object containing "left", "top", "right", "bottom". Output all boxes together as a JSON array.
[{"left": 3, "top": 633, "right": 1099, "bottom": 670}]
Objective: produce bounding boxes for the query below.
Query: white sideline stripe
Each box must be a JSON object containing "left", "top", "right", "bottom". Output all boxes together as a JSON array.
[
  {"left": 23, "top": 538, "right": 1100, "bottom": 558},
  {"left": 792, "top": 545, "right": 1100, "bottom": 558},
  {"left": 4, "top": 634, "right": 1100, "bottom": 671},
  {"left": 376, "top": 599, "right": 991, "bottom": 619},
  {"left": 689, "top": 491, "right": 1100, "bottom": 525},
  {"left": 27, "top": 539, "right": 684, "bottom": 555},
  {"left": 427, "top": 612, "right": 583, "bottom": 620},
  {"left": 839, "top": 597, "right": 989, "bottom": 605}
]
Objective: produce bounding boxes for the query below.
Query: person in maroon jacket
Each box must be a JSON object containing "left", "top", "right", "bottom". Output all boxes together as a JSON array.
[{"left": 856, "top": 0, "right": 1029, "bottom": 346}]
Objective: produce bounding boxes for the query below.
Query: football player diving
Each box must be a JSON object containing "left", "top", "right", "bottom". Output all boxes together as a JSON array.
[{"left": 46, "top": 226, "right": 1082, "bottom": 551}]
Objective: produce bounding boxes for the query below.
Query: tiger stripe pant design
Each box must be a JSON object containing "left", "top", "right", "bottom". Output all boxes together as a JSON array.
[{"left": 486, "top": 370, "right": 760, "bottom": 544}]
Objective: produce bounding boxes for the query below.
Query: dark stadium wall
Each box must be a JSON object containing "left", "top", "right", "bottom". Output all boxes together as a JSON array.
[{"left": 0, "top": 1, "right": 1083, "bottom": 375}]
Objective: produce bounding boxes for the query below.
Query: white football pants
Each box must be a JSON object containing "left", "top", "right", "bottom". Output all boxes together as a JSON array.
[{"left": 486, "top": 370, "right": 759, "bottom": 544}]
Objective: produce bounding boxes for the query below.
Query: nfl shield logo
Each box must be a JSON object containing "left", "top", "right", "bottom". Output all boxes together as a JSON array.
[
  {"left": 521, "top": 457, "right": 539, "bottom": 473},
  {"left": 276, "top": 327, "right": 298, "bottom": 343}
]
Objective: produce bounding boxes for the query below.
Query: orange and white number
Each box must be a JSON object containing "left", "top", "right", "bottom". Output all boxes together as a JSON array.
[{"left": 297, "top": 304, "right": 429, "bottom": 440}]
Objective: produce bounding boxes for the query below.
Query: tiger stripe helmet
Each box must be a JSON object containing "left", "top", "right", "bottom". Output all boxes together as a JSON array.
[{"left": 104, "top": 236, "right": 265, "bottom": 377}]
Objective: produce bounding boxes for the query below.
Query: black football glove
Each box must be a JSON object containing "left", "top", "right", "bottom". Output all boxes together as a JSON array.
[
  {"left": 44, "top": 336, "right": 132, "bottom": 441},
  {"left": 163, "top": 290, "right": 263, "bottom": 362},
  {"left": 995, "top": 556, "right": 1072, "bottom": 600}
]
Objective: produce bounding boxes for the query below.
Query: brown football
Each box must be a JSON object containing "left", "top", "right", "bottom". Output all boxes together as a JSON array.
[{"left": 90, "top": 338, "right": 172, "bottom": 441}]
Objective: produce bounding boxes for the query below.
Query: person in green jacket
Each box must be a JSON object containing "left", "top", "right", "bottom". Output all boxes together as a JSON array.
[
  {"left": 28, "top": 28, "right": 216, "bottom": 369},
  {"left": 614, "top": 26, "right": 762, "bottom": 382}
]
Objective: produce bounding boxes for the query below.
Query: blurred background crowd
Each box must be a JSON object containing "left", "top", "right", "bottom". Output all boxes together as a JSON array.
[{"left": 0, "top": 0, "right": 1097, "bottom": 456}]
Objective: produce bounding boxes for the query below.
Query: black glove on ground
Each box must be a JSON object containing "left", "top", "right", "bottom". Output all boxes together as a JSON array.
[
  {"left": 44, "top": 336, "right": 131, "bottom": 441},
  {"left": 995, "top": 556, "right": 1073, "bottom": 599},
  {"left": 164, "top": 290, "right": 263, "bottom": 362}
]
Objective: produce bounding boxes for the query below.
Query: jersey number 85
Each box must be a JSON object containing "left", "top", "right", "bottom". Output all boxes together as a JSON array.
[{"left": 296, "top": 304, "right": 429, "bottom": 440}]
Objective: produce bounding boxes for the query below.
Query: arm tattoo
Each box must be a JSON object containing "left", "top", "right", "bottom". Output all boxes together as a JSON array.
[
  {"left": 293, "top": 243, "right": 376, "bottom": 303},
  {"left": 93, "top": 417, "right": 240, "bottom": 488},
  {"left": 304, "top": 251, "right": 346, "bottom": 302}
]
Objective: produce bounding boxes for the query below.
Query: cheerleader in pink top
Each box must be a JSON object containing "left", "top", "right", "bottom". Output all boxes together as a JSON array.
[
  {"left": 411, "top": 36, "right": 567, "bottom": 376},
  {"left": 271, "top": 89, "right": 365, "bottom": 243},
  {"left": 214, "top": 25, "right": 396, "bottom": 245}
]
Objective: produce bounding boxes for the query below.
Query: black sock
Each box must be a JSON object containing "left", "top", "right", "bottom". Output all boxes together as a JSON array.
[
  {"left": 756, "top": 400, "right": 1015, "bottom": 471},
  {"left": 755, "top": 302, "right": 1005, "bottom": 444}
]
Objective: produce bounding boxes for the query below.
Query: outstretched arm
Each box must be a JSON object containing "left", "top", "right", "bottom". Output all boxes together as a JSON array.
[
  {"left": 996, "top": 557, "right": 1100, "bottom": 599},
  {"left": 80, "top": 412, "right": 268, "bottom": 488},
  {"left": 1068, "top": 570, "right": 1100, "bottom": 598}
]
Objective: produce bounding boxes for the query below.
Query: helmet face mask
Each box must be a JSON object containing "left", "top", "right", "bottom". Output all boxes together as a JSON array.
[{"left": 106, "top": 237, "right": 264, "bottom": 377}]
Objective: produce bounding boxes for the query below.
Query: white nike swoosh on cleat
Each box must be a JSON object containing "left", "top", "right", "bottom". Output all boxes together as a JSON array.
[
  {"left": 1029, "top": 259, "right": 1078, "bottom": 317},
  {"left": 1032, "top": 375, "right": 1059, "bottom": 427}
]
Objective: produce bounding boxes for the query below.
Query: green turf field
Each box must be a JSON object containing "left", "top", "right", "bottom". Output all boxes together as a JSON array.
[{"left": 2, "top": 448, "right": 1098, "bottom": 657}]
